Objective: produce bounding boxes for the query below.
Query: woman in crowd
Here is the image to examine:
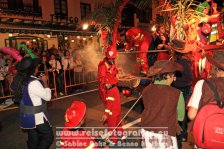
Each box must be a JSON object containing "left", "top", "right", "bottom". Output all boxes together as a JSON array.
[
  {"left": 62, "top": 50, "right": 75, "bottom": 94},
  {"left": 74, "top": 54, "right": 84, "bottom": 88},
  {"left": 48, "top": 54, "right": 64, "bottom": 96}
]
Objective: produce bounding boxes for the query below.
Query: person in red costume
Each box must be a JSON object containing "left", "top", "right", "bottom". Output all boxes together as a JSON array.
[
  {"left": 124, "top": 27, "right": 152, "bottom": 75},
  {"left": 60, "top": 101, "right": 97, "bottom": 148},
  {"left": 101, "top": 74, "right": 125, "bottom": 145},
  {"left": 98, "top": 46, "right": 118, "bottom": 105}
]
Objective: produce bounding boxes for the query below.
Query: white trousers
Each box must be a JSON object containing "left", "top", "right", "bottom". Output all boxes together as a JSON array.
[{"left": 141, "top": 128, "right": 178, "bottom": 149}]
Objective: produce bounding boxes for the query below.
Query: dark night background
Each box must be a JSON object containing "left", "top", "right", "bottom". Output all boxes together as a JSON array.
[{"left": 197, "top": 0, "right": 224, "bottom": 8}]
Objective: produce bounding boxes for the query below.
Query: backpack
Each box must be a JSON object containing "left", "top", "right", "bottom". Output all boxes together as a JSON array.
[{"left": 193, "top": 80, "right": 224, "bottom": 149}]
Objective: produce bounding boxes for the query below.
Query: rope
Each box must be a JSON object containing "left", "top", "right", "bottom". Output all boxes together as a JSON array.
[
  {"left": 110, "top": 94, "right": 142, "bottom": 136},
  {"left": 118, "top": 50, "right": 167, "bottom": 54}
]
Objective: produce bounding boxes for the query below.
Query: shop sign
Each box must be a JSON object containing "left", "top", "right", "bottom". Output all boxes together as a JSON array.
[{"left": 50, "top": 14, "right": 79, "bottom": 24}]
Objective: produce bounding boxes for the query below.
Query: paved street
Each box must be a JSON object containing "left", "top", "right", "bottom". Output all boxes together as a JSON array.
[{"left": 0, "top": 84, "right": 143, "bottom": 149}]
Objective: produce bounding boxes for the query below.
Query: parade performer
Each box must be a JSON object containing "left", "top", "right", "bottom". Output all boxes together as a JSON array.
[
  {"left": 101, "top": 74, "right": 125, "bottom": 144},
  {"left": 141, "top": 60, "right": 185, "bottom": 149},
  {"left": 11, "top": 57, "right": 54, "bottom": 149},
  {"left": 125, "top": 27, "right": 152, "bottom": 75},
  {"left": 60, "top": 101, "right": 97, "bottom": 148},
  {"left": 98, "top": 46, "right": 118, "bottom": 105}
]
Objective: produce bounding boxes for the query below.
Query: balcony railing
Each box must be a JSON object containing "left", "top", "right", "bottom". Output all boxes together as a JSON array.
[{"left": 0, "top": 2, "right": 42, "bottom": 17}]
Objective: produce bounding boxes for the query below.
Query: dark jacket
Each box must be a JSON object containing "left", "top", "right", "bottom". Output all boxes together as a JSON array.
[
  {"left": 141, "top": 84, "right": 181, "bottom": 136},
  {"left": 199, "top": 77, "right": 224, "bottom": 110},
  {"left": 173, "top": 58, "right": 194, "bottom": 88}
]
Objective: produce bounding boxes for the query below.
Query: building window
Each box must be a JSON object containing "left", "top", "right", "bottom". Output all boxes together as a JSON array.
[
  {"left": 23, "top": 0, "right": 33, "bottom": 12},
  {"left": 80, "top": 3, "right": 91, "bottom": 20},
  {"left": 0, "top": 0, "right": 41, "bottom": 16},
  {"left": 54, "top": 0, "right": 68, "bottom": 18},
  {"left": 0, "top": 0, "right": 8, "bottom": 9}
]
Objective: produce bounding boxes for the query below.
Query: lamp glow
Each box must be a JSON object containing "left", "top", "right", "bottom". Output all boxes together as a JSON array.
[{"left": 82, "top": 24, "right": 89, "bottom": 30}]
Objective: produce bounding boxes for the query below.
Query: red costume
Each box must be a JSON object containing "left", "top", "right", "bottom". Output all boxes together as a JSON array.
[
  {"left": 98, "top": 46, "right": 124, "bottom": 143},
  {"left": 98, "top": 46, "right": 118, "bottom": 105},
  {"left": 125, "top": 27, "right": 152, "bottom": 74},
  {"left": 60, "top": 101, "right": 97, "bottom": 148},
  {"left": 103, "top": 74, "right": 124, "bottom": 144}
]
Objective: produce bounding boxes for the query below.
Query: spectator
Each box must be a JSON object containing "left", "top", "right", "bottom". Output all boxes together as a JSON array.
[
  {"left": 10, "top": 57, "right": 54, "bottom": 149},
  {"left": 5, "top": 59, "right": 17, "bottom": 83},
  {"left": 38, "top": 55, "right": 51, "bottom": 78},
  {"left": 187, "top": 50, "right": 224, "bottom": 148},
  {"left": 74, "top": 54, "right": 84, "bottom": 85},
  {"left": 4, "top": 59, "right": 17, "bottom": 95},
  {"left": 62, "top": 50, "right": 75, "bottom": 94},
  {"left": 0, "top": 52, "right": 6, "bottom": 67},
  {"left": 188, "top": 50, "right": 224, "bottom": 121},
  {"left": 141, "top": 60, "right": 185, "bottom": 149},
  {"left": 48, "top": 54, "right": 64, "bottom": 96},
  {"left": 0, "top": 65, "right": 6, "bottom": 97},
  {"left": 154, "top": 25, "right": 170, "bottom": 60}
]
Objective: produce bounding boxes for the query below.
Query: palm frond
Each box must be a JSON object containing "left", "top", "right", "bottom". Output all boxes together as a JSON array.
[{"left": 129, "top": 0, "right": 151, "bottom": 9}]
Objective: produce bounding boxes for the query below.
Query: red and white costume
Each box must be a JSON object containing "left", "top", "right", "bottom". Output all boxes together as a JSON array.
[
  {"left": 125, "top": 27, "right": 152, "bottom": 74},
  {"left": 60, "top": 101, "right": 97, "bottom": 149},
  {"left": 98, "top": 46, "right": 118, "bottom": 105},
  {"left": 98, "top": 46, "right": 124, "bottom": 143},
  {"left": 103, "top": 74, "right": 123, "bottom": 144}
]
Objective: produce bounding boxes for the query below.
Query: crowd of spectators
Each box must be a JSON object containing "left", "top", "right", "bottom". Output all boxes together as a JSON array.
[{"left": 0, "top": 42, "right": 98, "bottom": 99}]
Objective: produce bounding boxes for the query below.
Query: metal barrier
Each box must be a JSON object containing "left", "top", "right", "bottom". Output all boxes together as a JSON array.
[
  {"left": 0, "top": 50, "right": 166, "bottom": 102},
  {"left": 0, "top": 77, "right": 13, "bottom": 102},
  {"left": 0, "top": 69, "right": 98, "bottom": 102},
  {"left": 63, "top": 70, "right": 98, "bottom": 95},
  {"left": 45, "top": 70, "right": 57, "bottom": 97}
]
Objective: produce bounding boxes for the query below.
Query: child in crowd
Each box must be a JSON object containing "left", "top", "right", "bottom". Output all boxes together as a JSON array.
[{"left": 141, "top": 60, "right": 185, "bottom": 149}]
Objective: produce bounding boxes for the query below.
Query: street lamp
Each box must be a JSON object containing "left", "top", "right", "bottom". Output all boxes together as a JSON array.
[{"left": 82, "top": 24, "right": 89, "bottom": 30}]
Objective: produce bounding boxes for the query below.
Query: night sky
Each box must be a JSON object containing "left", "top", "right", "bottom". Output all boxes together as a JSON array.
[{"left": 197, "top": 0, "right": 223, "bottom": 6}]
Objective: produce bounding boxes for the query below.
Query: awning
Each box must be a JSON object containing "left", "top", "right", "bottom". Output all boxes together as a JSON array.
[{"left": 0, "top": 23, "right": 97, "bottom": 36}]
